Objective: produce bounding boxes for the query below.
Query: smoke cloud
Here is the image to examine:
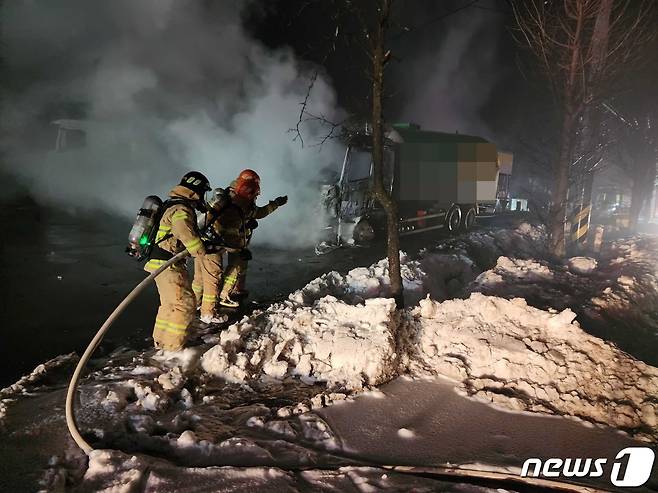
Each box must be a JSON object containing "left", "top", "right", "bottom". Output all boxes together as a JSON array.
[
  {"left": 390, "top": 4, "right": 505, "bottom": 139},
  {"left": 1, "top": 0, "right": 343, "bottom": 248}
]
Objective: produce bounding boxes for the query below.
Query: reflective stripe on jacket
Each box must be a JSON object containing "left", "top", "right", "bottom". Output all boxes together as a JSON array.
[{"left": 145, "top": 185, "right": 206, "bottom": 272}]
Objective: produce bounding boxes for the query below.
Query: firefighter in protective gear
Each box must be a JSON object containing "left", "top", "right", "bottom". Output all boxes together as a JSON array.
[
  {"left": 145, "top": 171, "right": 210, "bottom": 350},
  {"left": 216, "top": 169, "right": 287, "bottom": 308},
  {"left": 192, "top": 188, "right": 228, "bottom": 324}
]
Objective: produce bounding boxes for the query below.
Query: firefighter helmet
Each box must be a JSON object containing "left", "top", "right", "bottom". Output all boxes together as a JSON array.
[
  {"left": 179, "top": 171, "right": 211, "bottom": 197},
  {"left": 234, "top": 169, "right": 261, "bottom": 200}
]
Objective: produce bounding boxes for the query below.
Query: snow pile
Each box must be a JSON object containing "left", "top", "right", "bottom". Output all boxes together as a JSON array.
[
  {"left": 202, "top": 296, "right": 398, "bottom": 390},
  {"left": 431, "top": 222, "right": 547, "bottom": 272},
  {"left": 417, "top": 223, "right": 548, "bottom": 301},
  {"left": 588, "top": 237, "right": 658, "bottom": 330},
  {"left": 471, "top": 235, "right": 658, "bottom": 365},
  {"left": 0, "top": 352, "right": 78, "bottom": 397},
  {"left": 295, "top": 223, "right": 547, "bottom": 307},
  {"left": 195, "top": 227, "right": 658, "bottom": 441},
  {"left": 474, "top": 256, "right": 553, "bottom": 285},
  {"left": 290, "top": 252, "right": 425, "bottom": 306},
  {"left": 80, "top": 450, "right": 296, "bottom": 492},
  {"left": 85, "top": 348, "right": 205, "bottom": 419},
  {"left": 74, "top": 449, "right": 483, "bottom": 492},
  {"left": 405, "top": 293, "right": 658, "bottom": 441},
  {"left": 568, "top": 256, "right": 598, "bottom": 274},
  {"left": 1, "top": 352, "right": 78, "bottom": 426}
]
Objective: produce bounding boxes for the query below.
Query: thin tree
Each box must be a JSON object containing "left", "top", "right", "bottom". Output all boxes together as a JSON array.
[
  {"left": 292, "top": 0, "right": 404, "bottom": 307},
  {"left": 606, "top": 102, "right": 658, "bottom": 229},
  {"left": 511, "top": 0, "right": 655, "bottom": 256},
  {"left": 366, "top": 0, "right": 403, "bottom": 307}
]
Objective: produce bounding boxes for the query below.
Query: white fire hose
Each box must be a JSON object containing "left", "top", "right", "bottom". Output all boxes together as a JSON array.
[{"left": 65, "top": 250, "right": 190, "bottom": 454}]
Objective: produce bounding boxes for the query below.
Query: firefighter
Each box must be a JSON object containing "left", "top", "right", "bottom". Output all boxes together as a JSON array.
[
  {"left": 192, "top": 189, "right": 229, "bottom": 324},
  {"left": 216, "top": 169, "right": 287, "bottom": 307},
  {"left": 144, "top": 171, "right": 211, "bottom": 351}
]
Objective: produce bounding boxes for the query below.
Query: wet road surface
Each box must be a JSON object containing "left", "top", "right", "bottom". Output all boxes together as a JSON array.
[{"left": 2, "top": 198, "right": 477, "bottom": 387}]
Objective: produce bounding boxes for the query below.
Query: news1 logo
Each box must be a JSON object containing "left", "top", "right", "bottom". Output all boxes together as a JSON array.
[{"left": 521, "top": 447, "right": 656, "bottom": 487}]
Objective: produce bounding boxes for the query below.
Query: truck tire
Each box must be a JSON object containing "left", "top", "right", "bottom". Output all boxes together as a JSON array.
[
  {"left": 445, "top": 205, "right": 462, "bottom": 234},
  {"left": 353, "top": 218, "right": 376, "bottom": 244},
  {"left": 460, "top": 206, "right": 476, "bottom": 231}
]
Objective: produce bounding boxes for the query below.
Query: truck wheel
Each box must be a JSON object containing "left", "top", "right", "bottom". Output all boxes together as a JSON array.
[
  {"left": 461, "top": 207, "right": 476, "bottom": 231},
  {"left": 353, "top": 218, "right": 375, "bottom": 244},
  {"left": 445, "top": 206, "right": 462, "bottom": 234}
]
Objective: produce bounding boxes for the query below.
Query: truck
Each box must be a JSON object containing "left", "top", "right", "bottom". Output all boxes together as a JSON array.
[{"left": 328, "top": 122, "right": 511, "bottom": 244}]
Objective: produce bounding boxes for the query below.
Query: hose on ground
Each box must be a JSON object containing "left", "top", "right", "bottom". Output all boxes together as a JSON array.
[{"left": 65, "top": 250, "right": 190, "bottom": 454}]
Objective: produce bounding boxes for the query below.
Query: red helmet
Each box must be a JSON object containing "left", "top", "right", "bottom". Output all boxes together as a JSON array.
[{"left": 234, "top": 169, "right": 261, "bottom": 200}]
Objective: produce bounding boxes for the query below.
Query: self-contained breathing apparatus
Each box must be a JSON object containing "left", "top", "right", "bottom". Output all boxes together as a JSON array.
[
  {"left": 126, "top": 196, "right": 192, "bottom": 261},
  {"left": 127, "top": 171, "right": 213, "bottom": 260},
  {"left": 197, "top": 187, "right": 230, "bottom": 245},
  {"left": 126, "top": 186, "right": 245, "bottom": 261}
]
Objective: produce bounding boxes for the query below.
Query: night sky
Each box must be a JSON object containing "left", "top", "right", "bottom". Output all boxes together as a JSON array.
[
  {"left": 243, "top": 0, "right": 527, "bottom": 141},
  {"left": 1, "top": 0, "right": 656, "bottom": 198}
]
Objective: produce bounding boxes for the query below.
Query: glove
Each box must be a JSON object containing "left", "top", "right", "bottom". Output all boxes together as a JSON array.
[
  {"left": 246, "top": 218, "right": 259, "bottom": 230},
  {"left": 273, "top": 195, "right": 288, "bottom": 207},
  {"left": 239, "top": 249, "right": 253, "bottom": 261}
]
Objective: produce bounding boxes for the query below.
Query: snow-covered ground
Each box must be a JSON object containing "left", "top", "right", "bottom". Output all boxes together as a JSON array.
[
  {"left": 4, "top": 223, "right": 658, "bottom": 491},
  {"left": 473, "top": 235, "right": 658, "bottom": 365}
]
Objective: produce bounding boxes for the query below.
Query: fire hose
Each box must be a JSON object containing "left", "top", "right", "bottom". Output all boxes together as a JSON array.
[{"left": 65, "top": 250, "right": 190, "bottom": 454}]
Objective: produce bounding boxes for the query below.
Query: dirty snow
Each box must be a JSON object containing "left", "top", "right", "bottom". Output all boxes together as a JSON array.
[
  {"left": 195, "top": 225, "right": 658, "bottom": 439},
  {"left": 295, "top": 223, "right": 549, "bottom": 307},
  {"left": 404, "top": 293, "right": 658, "bottom": 441},
  {"left": 1, "top": 352, "right": 78, "bottom": 398},
  {"left": 76, "top": 448, "right": 511, "bottom": 492},
  {"left": 1, "top": 352, "right": 78, "bottom": 426},
  {"left": 201, "top": 296, "right": 398, "bottom": 390},
  {"left": 473, "top": 234, "right": 658, "bottom": 365},
  {"left": 195, "top": 225, "right": 658, "bottom": 440},
  {"left": 289, "top": 252, "right": 425, "bottom": 306},
  {"left": 7, "top": 223, "right": 658, "bottom": 491},
  {"left": 568, "top": 256, "right": 598, "bottom": 274}
]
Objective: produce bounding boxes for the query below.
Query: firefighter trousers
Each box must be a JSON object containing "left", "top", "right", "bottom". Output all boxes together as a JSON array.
[
  {"left": 152, "top": 264, "right": 196, "bottom": 350},
  {"left": 220, "top": 252, "right": 248, "bottom": 298},
  {"left": 192, "top": 253, "right": 223, "bottom": 317}
]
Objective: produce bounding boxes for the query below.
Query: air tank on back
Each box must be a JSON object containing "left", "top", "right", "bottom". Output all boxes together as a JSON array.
[{"left": 127, "top": 195, "right": 163, "bottom": 259}]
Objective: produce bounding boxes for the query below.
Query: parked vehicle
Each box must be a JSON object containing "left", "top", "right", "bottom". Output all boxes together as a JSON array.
[{"left": 331, "top": 122, "right": 509, "bottom": 244}]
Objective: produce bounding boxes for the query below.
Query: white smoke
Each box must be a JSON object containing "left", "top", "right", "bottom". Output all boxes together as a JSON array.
[
  {"left": 0, "top": 0, "right": 343, "bottom": 248},
  {"left": 392, "top": 6, "right": 504, "bottom": 138}
]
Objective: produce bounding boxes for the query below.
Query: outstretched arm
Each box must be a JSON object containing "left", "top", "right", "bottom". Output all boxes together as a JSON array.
[{"left": 254, "top": 195, "right": 287, "bottom": 219}]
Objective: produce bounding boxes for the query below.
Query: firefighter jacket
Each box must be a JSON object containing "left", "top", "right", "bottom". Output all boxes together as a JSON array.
[
  {"left": 207, "top": 193, "right": 279, "bottom": 250},
  {"left": 145, "top": 185, "right": 206, "bottom": 272}
]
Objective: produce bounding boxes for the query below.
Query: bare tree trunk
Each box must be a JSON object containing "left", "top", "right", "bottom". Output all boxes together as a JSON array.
[
  {"left": 567, "top": 0, "right": 614, "bottom": 251},
  {"left": 371, "top": 0, "right": 403, "bottom": 307},
  {"left": 628, "top": 178, "right": 645, "bottom": 231},
  {"left": 549, "top": 111, "right": 576, "bottom": 256},
  {"left": 547, "top": 1, "right": 587, "bottom": 257},
  {"left": 629, "top": 162, "right": 657, "bottom": 230}
]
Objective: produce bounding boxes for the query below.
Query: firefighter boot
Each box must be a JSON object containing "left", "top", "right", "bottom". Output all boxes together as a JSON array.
[{"left": 219, "top": 253, "right": 246, "bottom": 308}]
